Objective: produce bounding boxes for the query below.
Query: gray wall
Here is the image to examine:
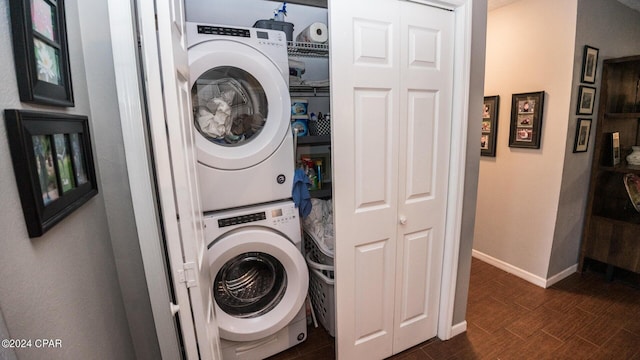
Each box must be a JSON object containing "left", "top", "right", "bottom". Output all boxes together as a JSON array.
[
  {"left": 0, "top": 0, "right": 154, "bottom": 358},
  {"left": 452, "top": 0, "right": 487, "bottom": 325},
  {"left": 0, "top": 307, "right": 17, "bottom": 360},
  {"left": 549, "top": 0, "right": 640, "bottom": 276}
]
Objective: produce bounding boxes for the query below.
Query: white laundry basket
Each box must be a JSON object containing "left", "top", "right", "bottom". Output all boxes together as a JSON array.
[{"left": 304, "top": 231, "right": 335, "bottom": 337}]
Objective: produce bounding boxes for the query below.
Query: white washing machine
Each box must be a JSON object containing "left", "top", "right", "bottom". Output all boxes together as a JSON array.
[
  {"left": 187, "top": 22, "right": 294, "bottom": 212},
  {"left": 205, "top": 200, "right": 308, "bottom": 359}
]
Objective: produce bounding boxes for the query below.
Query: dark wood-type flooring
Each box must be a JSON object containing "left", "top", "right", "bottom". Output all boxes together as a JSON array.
[{"left": 268, "top": 257, "right": 640, "bottom": 359}]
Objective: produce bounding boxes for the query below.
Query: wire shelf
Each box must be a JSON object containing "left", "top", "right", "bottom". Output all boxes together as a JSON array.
[{"left": 287, "top": 41, "right": 329, "bottom": 58}]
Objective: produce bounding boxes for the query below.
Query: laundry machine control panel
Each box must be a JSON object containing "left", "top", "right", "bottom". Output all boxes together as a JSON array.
[
  {"left": 195, "top": 25, "right": 286, "bottom": 48},
  {"left": 206, "top": 201, "right": 300, "bottom": 241},
  {"left": 217, "top": 207, "right": 297, "bottom": 227},
  {"left": 217, "top": 212, "right": 267, "bottom": 227},
  {"left": 197, "top": 25, "right": 250, "bottom": 38}
]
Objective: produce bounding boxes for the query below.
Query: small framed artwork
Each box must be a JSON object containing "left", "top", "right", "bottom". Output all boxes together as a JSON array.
[
  {"left": 481, "top": 95, "right": 499, "bottom": 157},
  {"left": 573, "top": 118, "right": 592, "bottom": 153},
  {"left": 577, "top": 85, "right": 597, "bottom": 115},
  {"left": 4, "top": 110, "right": 98, "bottom": 237},
  {"left": 602, "top": 131, "right": 621, "bottom": 167},
  {"left": 581, "top": 46, "right": 599, "bottom": 84},
  {"left": 8, "top": 0, "right": 74, "bottom": 106},
  {"left": 509, "top": 91, "right": 545, "bottom": 149},
  {"left": 576, "top": 85, "right": 596, "bottom": 115}
]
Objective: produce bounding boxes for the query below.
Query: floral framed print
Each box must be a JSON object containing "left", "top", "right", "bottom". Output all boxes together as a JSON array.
[
  {"left": 573, "top": 118, "right": 592, "bottom": 153},
  {"left": 581, "top": 46, "right": 599, "bottom": 84},
  {"left": 4, "top": 110, "right": 97, "bottom": 237},
  {"left": 509, "top": 91, "right": 545, "bottom": 149},
  {"left": 577, "top": 85, "right": 597, "bottom": 115},
  {"left": 481, "top": 95, "right": 499, "bottom": 157},
  {"left": 9, "top": 0, "right": 74, "bottom": 107}
]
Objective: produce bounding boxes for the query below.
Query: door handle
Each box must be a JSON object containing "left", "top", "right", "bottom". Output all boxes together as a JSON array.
[{"left": 399, "top": 216, "right": 407, "bottom": 225}]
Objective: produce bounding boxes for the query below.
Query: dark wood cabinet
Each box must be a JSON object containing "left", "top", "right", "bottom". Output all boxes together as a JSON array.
[{"left": 579, "top": 55, "right": 640, "bottom": 274}]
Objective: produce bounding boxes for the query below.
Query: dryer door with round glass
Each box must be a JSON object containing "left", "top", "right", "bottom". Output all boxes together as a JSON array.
[
  {"left": 208, "top": 227, "right": 308, "bottom": 342},
  {"left": 190, "top": 40, "right": 291, "bottom": 170}
]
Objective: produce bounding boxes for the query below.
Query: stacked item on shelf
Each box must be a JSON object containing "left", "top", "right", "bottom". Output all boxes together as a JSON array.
[
  {"left": 291, "top": 97, "right": 309, "bottom": 137},
  {"left": 302, "top": 198, "right": 335, "bottom": 337},
  {"left": 289, "top": 59, "right": 306, "bottom": 86},
  {"left": 296, "top": 22, "right": 328, "bottom": 44}
]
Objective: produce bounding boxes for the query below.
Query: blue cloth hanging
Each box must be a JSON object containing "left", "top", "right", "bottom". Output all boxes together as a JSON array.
[{"left": 292, "top": 168, "right": 312, "bottom": 218}]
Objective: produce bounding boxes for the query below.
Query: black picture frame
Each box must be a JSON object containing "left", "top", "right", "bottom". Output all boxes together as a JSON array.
[
  {"left": 509, "top": 91, "right": 545, "bottom": 149},
  {"left": 481, "top": 95, "right": 499, "bottom": 157},
  {"left": 4, "top": 110, "right": 97, "bottom": 237},
  {"left": 581, "top": 45, "right": 599, "bottom": 84},
  {"left": 572, "top": 118, "right": 592, "bottom": 153},
  {"left": 9, "top": 0, "right": 74, "bottom": 107},
  {"left": 577, "top": 85, "right": 597, "bottom": 115}
]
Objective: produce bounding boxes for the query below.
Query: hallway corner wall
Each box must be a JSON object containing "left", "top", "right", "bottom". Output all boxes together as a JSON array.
[
  {"left": 475, "top": 0, "right": 578, "bottom": 280},
  {"left": 548, "top": 0, "right": 640, "bottom": 278}
]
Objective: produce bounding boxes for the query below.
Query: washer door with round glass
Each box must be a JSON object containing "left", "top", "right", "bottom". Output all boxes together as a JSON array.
[
  {"left": 208, "top": 227, "right": 308, "bottom": 342},
  {"left": 189, "top": 40, "right": 290, "bottom": 170}
]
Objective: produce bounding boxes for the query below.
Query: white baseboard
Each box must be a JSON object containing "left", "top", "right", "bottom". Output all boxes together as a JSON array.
[
  {"left": 545, "top": 264, "right": 578, "bottom": 287},
  {"left": 472, "top": 250, "right": 578, "bottom": 288},
  {"left": 450, "top": 321, "right": 467, "bottom": 338}
]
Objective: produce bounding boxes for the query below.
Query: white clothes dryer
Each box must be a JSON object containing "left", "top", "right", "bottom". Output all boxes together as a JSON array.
[
  {"left": 205, "top": 200, "right": 308, "bottom": 359},
  {"left": 187, "top": 23, "right": 294, "bottom": 212}
]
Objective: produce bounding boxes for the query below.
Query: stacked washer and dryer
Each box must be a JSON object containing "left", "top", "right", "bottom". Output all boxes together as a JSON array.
[{"left": 187, "top": 23, "right": 309, "bottom": 359}]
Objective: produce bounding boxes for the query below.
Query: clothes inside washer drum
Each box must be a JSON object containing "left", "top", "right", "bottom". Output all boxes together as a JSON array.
[
  {"left": 192, "top": 67, "right": 268, "bottom": 146},
  {"left": 214, "top": 252, "right": 288, "bottom": 318}
]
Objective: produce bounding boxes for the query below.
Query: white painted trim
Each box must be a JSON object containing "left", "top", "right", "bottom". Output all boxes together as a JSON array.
[
  {"left": 472, "top": 250, "right": 547, "bottom": 288},
  {"left": 106, "top": 0, "right": 181, "bottom": 358},
  {"left": 546, "top": 264, "right": 578, "bottom": 288},
  {"left": 403, "top": 0, "right": 466, "bottom": 10},
  {"left": 450, "top": 321, "right": 467, "bottom": 338},
  {"left": 472, "top": 250, "right": 578, "bottom": 288},
  {"left": 437, "top": 0, "right": 473, "bottom": 341}
]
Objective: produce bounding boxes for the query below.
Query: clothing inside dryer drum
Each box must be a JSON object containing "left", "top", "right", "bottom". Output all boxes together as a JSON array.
[
  {"left": 214, "top": 252, "right": 287, "bottom": 318},
  {"left": 192, "top": 66, "right": 268, "bottom": 146}
]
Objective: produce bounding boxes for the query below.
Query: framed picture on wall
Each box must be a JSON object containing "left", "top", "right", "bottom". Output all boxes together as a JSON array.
[
  {"left": 8, "top": 0, "right": 74, "bottom": 106},
  {"left": 481, "top": 95, "right": 499, "bottom": 157},
  {"left": 581, "top": 45, "right": 599, "bottom": 84},
  {"left": 508, "top": 91, "right": 545, "bottom": 149},
  {"left": 577, "top": 85, "right": 597, "bottom": 115},
  {"left": 4, "top": 110, "right": 98, "bottom": 237},
  {"left": 573, "top": 118, "right": 592, "bottom": 153}
]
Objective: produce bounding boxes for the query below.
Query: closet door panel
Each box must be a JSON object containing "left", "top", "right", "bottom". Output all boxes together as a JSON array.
[
  {"left": 398, "top": 230, "right": 432, "bottom": 322},
  {"left": 405, "top": 90, "right": 437, "bottom": 201},
  {"left": 331, "top": 0, "right": 399, "bottom": 358},
  {"left": 354, "top": 239, "right": 394, "bottom": 341},
  {"left": 394, "top": 2, "right": 454, "bottom": 352},
  {"left": 354, "top": 89, "right": 393, "bottom": 209}
]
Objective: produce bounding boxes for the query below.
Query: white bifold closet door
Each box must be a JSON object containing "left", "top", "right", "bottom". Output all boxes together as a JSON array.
[
  {"left": 144, "top": 0, "right": 221, "bottom": 358},
  {"left": 330, "top": 0, "right": 454, "bottom": 358}
]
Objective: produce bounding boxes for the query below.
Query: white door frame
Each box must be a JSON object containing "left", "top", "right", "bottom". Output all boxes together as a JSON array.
[
  {"left": 435, "top": 0, "right": 473, "bottom": 340},
  {"left": 107, "top": 0, "right": 183, "bottom": 358}
]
